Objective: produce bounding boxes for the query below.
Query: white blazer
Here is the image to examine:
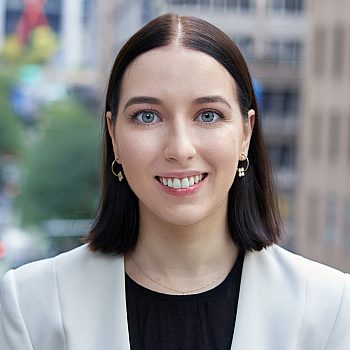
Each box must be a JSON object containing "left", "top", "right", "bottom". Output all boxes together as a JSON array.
[{"left": 0, "top": 244, "right": 349, "bottom": 350}]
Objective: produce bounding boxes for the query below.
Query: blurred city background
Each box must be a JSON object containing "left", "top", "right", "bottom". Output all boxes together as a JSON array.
[{"left": 0, "top": 0, "right": 349, "bottom": 277}]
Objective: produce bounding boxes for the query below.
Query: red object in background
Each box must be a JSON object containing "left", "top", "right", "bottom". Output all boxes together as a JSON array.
[
  {"left": 0, "top": 241, "right": 6, "bottom": 259},
  {"left": 16, "top": 0, "right": 48, "bottom": 45}
]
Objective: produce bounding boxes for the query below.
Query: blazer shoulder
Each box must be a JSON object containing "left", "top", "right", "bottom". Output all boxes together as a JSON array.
[
  {"left": 0, "top": 245, "right": 126, "bottom": 349},
  {"left": 264, "top": 245, "right": 348, "bottom": 307},
  {"left": 1, "top": 244, "right": 90, "bottom": 286},
  {"left": 324, "top": 274, "right": 350, "bottom": 349},
  {"left": 1, "top": 252, "right": 61, "bottom": 349},
  {"left": 266, "top": 245, "right": 347, "bottom": 278},
  {"left": 263, "top": 245, "right": 350, "bottom": 348},
  {"left": 3, "top": 244, "right": 124, "bottom": 298}
]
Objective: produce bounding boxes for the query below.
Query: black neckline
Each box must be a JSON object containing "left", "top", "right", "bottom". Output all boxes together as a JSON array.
[{"left": 125, "top": 251, "right": 244, "bottom": 302}]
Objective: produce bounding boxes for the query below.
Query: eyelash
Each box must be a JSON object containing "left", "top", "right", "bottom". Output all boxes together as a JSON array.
[
  {"left": 195, "top": 109, "right": 224, "bottom": 124},
  {"left": 129, "top": 108, "right": 225, "bottom": 125},
  {"left": 129, "top": 109, "right": 160, "bottom": 126}
]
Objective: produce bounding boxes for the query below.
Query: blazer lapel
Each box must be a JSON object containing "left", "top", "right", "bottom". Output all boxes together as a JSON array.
[
  {"left": 231, "top": 246, "right": 306, "bottom": 350},
  {"left": 56, "top": 247, "right": 131, "bottom": 350}
]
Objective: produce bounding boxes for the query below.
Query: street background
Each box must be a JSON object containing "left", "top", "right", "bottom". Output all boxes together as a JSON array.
[{"left": 0, "top": 0, "right": 349, "bottom": 276}]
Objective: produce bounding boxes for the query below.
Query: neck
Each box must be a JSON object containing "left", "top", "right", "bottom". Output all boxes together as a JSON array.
[{"left": 125, "top": 205, "right": 239, "bottom": 294}]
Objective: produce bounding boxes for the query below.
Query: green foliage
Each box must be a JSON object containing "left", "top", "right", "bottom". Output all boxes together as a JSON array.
[
  {"left": 0, "top": 69, "right": 22, "bottom": 155},
  {"left": 1, "top": 26, "right": 59, "bottom": 64},
  {"left": 19, "top": 99, "right": 100, "bottom": 224}
]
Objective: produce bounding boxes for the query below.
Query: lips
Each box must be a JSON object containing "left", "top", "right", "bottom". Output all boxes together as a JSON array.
[{"left": 156, "top": 173, "right": 208, "bottom": 189}]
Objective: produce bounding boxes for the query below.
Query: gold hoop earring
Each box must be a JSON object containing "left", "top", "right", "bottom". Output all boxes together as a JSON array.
[
  {"left": 111, "top": 160, "right": 124, "bottom": 182},
  {"left": 237, "top": 154, "right": 249, "bottom": 177}
]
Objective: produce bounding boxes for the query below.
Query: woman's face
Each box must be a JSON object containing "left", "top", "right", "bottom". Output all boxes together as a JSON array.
[{"left": 107, "top": 46, "right": 254, "bottom": 227}]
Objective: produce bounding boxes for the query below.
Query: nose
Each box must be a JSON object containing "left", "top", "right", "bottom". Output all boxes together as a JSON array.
[{"left": 163, "top": 121, "right": 197, "bottom": 163}]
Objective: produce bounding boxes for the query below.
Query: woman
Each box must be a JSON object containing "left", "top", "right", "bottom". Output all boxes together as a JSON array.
[{"left": 1, "top": 14, "right": 349, "bottom": 350}]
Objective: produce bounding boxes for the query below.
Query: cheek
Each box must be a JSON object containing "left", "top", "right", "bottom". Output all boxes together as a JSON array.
[
  {"left": 116, "top": 132, "right": 159, "bottom": 171},
  {"left": 201, "top": 130, "right": 241, "bottom": 167}
]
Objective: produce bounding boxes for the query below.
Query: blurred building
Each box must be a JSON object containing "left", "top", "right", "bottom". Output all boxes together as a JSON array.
[
  {"left": 297, "top": 0, "right": 350, "bottom": 272},
  {"left": 94, "top": 0, "right": 159, "bottom": 85}
]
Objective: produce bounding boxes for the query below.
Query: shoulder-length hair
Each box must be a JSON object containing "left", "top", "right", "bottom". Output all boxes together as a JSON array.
[{"left": 85, "top": 13, "right": 282, "bottom": 255}]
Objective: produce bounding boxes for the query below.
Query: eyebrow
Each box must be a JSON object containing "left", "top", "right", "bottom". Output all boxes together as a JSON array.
[
  {"left": 123, "top": 95, "right": 232, "bottom": 112},
  {"left": 123, "top": 96, "right": 162, "bottom": 112},
  {"left": 193, "top": 96, "right": 232, "bottom": 110}
]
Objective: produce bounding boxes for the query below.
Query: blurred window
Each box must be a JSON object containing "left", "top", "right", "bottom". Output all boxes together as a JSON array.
[
  {"left": 213, "top": 0, "right": 226, "bottom": 6},
  {"left": 238, "top": 0, "right": 254, "bottom": 10},
  {"left": 167, "top": 0, "right": 255, "bottom": 9},
  {"left": 285, "top": 0, "right": 303, "bottom": 11},
  {"left": 185, "top": 0, "right": 198, "bottom": 4},
  {"left": 262, "top": 88, "right": 298, "bottom": 117},
  {"left": 226, "top": 0, "right": 238, "bottom": 6},
  {"left": 328, "top": 112, "right": 341, "bottom": 163},
  {"left": 82, "top": 0, "right": 92, "bottom": 25},
  {"left": 283, "top": 89, "right": 298, "bottom": 115},
  {"left": 234, "top": 36, "right": 255, "bottom": 59},
  {"left": 213, "top": 0, "right": 255, "bottom": 10},
  {"left": 263, "top": 90, "right": 280, "bottom": 115},
  {"left": 313, "top": 27, "right": 326, "bottom": 78},
  {"left": 45, "top": 0, "right": 62, "bottom": 13},
  {"left": 266, "top": 39, "right": 302, "bottom": 65},
  {"left": 167, "top": 0, "right": 209, "bottom": 4},
  {"left": 348, "top": 114, "right": 350, "bottom": 165},
  {"left": 310, "top": 112, "right": 323, "bottom": 161},
  {"left": 262, "top": 89, "right": 283, "bottom": 116},
  {"left": 269, "top": 0, "right": 304, "bottom": 13},
  {"left": 344, "top": 198, "right": 350, "bottom": 247},
  {"left": 262, "top": 90, "right": 273, "bottom": 115},
  {"left": 5, "top": 9, "right": 21, "bottom": 35},
  {"left": 5, "top": 0, "right": 22, "bottom": 10},
  {"left": 332, "top": 24, "right": 345, "bottom": 79},
  {"left": 307, "top": 192, "right": 319, "bottom": 241},
  {"left": 280, "top": 144, "right": 296, "bottom": 169},
  {"left": 324, "top": 194, "right": 337, "bottom": 246},
  {"left": 267, "top": 143, "right": 295, "bottom": 170},
  {"left": 267, "top": 144, "right": 280, "bottom": 168},
  {"left": 167, "top": 0, "right": 188, "bottom": 4}
]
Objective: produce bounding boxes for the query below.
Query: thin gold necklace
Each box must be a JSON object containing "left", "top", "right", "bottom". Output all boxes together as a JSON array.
[{"left": 129, "top": 255, "right": 232, "bottom": 295}]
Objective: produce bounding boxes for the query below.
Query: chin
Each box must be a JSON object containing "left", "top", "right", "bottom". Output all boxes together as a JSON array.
[{"left": 156, "top": 209, "right": 209, "bottom": 227}]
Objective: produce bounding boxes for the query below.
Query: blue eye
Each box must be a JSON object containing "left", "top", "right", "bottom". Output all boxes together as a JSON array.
[
  {"left": 134, "top": 111, "right": 160, "bottom": 124},
  {"left": 197, "top": 111, "right": 222, "bottom": 123}
]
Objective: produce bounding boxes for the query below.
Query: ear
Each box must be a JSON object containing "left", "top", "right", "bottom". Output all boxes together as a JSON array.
[
  {"left": 240, "top": 109, "right": 255, "bottom": 157},
  {"left": 106, "top": 111, "right": 121, "bottom": 163}
]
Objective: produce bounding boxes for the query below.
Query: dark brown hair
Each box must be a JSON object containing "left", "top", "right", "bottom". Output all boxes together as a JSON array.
[{"left": 85, "top": 13, "right": 282, "bottom": 254}]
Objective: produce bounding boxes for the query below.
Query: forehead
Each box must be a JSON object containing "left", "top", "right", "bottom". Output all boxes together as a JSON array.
[{"left": 120, "top": 46, "right": 237, "bottom": 101}]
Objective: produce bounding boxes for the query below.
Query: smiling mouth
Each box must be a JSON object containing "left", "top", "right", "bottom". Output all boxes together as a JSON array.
[{"left": 155, "top": 173, "right": 208, "bottom": 189}]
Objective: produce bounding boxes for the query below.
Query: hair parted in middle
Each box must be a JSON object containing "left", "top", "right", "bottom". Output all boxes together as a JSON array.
[{"left": 85, "top": 13, "right": 283, "bottom": 255}]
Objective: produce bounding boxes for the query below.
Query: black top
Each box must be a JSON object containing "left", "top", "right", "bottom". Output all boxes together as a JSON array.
[{"left": 125, "top": 252, "right": 244, "bottom": 350}]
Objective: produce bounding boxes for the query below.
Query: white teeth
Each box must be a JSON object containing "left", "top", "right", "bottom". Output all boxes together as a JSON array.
[
  {"left": 159, "top": 174, "right": 206, "bottom": 189},
  {"left": 181, "top": 178, "right": 189, "bottom": 189},
  {"left": 173, "top": 178, "right": 181, "bottom": 189}
]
